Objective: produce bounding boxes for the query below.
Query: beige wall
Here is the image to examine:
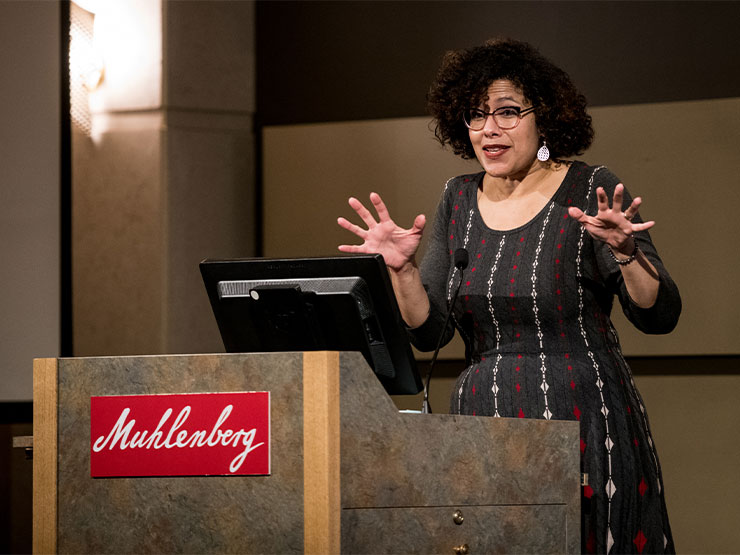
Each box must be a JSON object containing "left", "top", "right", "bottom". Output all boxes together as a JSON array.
[
  {"left": 636, "top": 373, "right": 740, "bottom": 553},
  {"left": 0, "top": 1, "right": 60, "bottom": 401},
  {"left": 263, "top": 97, "right": 740, "bottom": 357}
]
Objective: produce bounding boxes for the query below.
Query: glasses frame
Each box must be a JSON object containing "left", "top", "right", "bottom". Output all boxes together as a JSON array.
[{"left": 463, "top": 105, "right": 538, "bottom": 131}]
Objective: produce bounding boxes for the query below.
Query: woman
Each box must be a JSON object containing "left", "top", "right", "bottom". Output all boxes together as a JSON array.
[{"left": 338, "top": 38, "right": 680, "bottom": 554}]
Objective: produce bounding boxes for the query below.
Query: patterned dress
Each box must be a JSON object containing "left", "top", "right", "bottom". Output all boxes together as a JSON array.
[{"left": 408, "top": 161, "right": 680, "bottom": 554}]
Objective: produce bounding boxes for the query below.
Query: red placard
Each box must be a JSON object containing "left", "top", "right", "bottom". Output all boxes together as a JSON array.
[{"left": 90, "top": 392, "right": 270, "bottom": 477}]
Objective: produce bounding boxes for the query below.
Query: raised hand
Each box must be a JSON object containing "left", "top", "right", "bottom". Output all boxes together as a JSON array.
[
  {"left": 337, "top": 192, "right": 426, "bottom": 271},
  {"left": 568, "top": 184, "right": 654, "bottom": 254}
]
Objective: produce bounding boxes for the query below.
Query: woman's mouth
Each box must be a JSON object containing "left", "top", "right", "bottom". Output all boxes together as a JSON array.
[{"left": 483, "top": 145, "right": 509, "bottom": 158}]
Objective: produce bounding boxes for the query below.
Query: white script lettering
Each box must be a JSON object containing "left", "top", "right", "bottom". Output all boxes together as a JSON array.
[{"left": 92, "top": 404, "right": 265, "bottom": 473}]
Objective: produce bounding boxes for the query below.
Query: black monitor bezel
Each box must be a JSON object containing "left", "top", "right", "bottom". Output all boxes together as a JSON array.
[{"left": 200, "top": 254, "right": 422, "bottom": 395}]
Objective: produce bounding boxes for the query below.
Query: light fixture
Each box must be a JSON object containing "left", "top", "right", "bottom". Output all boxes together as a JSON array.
[{"left": 69, "top": 1, "right": 105, "bottom": 135}]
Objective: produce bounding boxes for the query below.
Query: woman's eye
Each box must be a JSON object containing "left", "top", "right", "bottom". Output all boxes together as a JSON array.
[
  {"left": 497, "top": 107, "right": 520, "bottom": 117},
  {"left": 471, "top": 109, "right": 486, "bottom": 118}
]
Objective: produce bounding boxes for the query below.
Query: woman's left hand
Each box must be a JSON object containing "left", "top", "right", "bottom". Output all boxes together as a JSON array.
[{"left": 568, "top": 183, "right": 654, "bottom": 254}]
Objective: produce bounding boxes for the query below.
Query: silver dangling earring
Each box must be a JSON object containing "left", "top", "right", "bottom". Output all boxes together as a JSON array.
[{"left": 537, "top": 140, "right": 550, "bottom": 162}]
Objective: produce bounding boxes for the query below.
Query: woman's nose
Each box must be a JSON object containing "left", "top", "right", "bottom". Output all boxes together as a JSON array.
[{"left": 482, "top": 114, "right": 501, "bottom": 136}]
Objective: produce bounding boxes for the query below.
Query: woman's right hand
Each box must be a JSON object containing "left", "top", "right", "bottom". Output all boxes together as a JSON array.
[{"left": 337, "top": 192, "right": 426, "bottom": 271}]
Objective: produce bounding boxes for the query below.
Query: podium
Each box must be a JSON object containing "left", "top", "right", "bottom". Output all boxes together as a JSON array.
[{"left": 33, "top": 352, "right": 580, "bottom": 554}]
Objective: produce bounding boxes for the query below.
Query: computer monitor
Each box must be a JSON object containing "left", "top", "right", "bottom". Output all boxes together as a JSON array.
[{"left": 199, "top": 254, "right": 422, "bottom": 395}]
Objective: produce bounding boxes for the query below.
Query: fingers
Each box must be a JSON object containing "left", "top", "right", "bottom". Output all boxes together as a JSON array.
[
  {"left": 337, "top": 244, "right": 367, "bottom": 254},
  {"left": 336, "top": 216, "right": 367, "bottom": 238},
  {"left": 412, "top": 214, "right": 426, "bottom": 233},
  {"left": 568, "top": 206, "right": 584, "bottom": 219},
  {"left": 602, "top": 184, "right": 648, "bottom": 224},
  {"left": 597, "top": 184, "right": 631, "bottom": 211},
  {"left": 623, "top": 197, "right": 642, "bottom": 221},
  {"left": 568, "top": 206, "right": 592, "bottom": 223},
  {"left": 369, "top": 192, "right": 392, "bottom": 223},
  {"left": 632, "top": 220, "right": 655, "bottom": 232},
  {"left": 612, "top": 183, "right": 625, "bottom": 212},
  {"left": 347, "top": 196, "right": 378, "bottom": 229},
  {"left": 596, "top": 187, "right": 609, "bottom": 212},
  {"left": 569, "top": 206, "right": 608, "bottom": 234}
]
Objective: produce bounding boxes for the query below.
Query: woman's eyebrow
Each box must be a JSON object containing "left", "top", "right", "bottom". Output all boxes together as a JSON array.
[
  {"left": 480, "top": 95, "right": 522, "bottom": 107},
  {"left": 492, "top": 95, "right": 520, "bottom": 103}
]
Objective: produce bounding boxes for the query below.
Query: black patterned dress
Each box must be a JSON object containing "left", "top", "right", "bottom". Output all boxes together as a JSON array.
[{"left": 408, "top": 161, "right": 680, "bottom": 554}]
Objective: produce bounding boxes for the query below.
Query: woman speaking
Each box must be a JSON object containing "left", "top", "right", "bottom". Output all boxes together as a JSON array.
[{"left": 338, "top": 38, "right": 681, "bottom": 554}]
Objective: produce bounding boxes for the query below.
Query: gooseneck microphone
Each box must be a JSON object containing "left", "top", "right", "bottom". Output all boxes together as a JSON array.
[{"left": 421, "top": 248, "right": 469, "bottom": 414}]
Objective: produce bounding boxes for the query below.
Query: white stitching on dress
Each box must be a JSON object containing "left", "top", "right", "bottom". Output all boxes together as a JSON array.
[
  {"left": 533, "top": 202, "right": 555, "bottom": 419},
  {"left": 487, "top": 236, "right": 506, "bottom": 417},
  {"left": 579, "top": 166, "right": 617, "bottom": 554}
]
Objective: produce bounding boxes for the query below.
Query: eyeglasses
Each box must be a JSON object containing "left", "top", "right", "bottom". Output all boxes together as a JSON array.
[{"left": 463, "top": 106, "right": 537, "bottom": 131}]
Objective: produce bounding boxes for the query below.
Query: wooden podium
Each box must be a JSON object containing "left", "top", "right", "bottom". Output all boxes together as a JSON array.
[{"left": 33, "top": 351, "right": 580, "bottom": 554}]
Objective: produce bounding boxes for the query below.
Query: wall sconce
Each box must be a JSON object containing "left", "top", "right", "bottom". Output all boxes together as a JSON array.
[{"left": 69, "top": 0, "right": 105, "bottom": 134}]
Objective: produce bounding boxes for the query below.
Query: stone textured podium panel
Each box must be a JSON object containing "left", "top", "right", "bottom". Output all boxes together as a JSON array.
[
  {"left": 55, "top": 353, "right": 305, "bottom": 554},
  {"left": 338, "top": 351, "right": 580, "bottom": 553}
]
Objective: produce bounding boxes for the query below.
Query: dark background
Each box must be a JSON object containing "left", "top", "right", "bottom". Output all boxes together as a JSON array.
[{"left": 256, "top": 0, "right": 740, "bottom": 125}]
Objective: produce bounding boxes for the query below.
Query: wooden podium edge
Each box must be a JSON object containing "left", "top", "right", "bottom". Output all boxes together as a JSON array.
[
  {"left": 302, "top": 351, "right": 341, "bottom": 554},
  {"left": 33, "top": 357, "right": 58, "bottom": 555}
]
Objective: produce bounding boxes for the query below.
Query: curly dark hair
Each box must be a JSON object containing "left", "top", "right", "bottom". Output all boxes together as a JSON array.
[{"left": 427, "top": 38, "right": 593, "bottom": 161}]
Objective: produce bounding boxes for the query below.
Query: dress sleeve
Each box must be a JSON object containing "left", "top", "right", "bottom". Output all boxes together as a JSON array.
[
  {"left": 405, "top": 179, "right": 457, "bottom": 352},
  {"left": 590, "top": 168, "right": 682, "bottom": 334}
]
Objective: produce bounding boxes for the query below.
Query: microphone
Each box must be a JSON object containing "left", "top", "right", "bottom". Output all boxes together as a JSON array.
[
  {"left": 421, "top": 248, "right": 469, "bottom": 414},
  {"left": 453, "top": 248, "right": 469, "bottom": 271}
]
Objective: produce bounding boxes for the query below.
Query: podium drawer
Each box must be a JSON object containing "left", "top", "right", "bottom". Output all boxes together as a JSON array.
[{"left": 341, "top": 503, "right": 567, "bottom": 554}]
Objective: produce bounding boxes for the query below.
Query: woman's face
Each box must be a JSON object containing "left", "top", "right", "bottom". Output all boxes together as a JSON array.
[{"left": 468, "top": 79, "right": 540, "bottom": 180}]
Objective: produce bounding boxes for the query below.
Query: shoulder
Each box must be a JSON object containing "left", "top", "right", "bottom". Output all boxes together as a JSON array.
[
  {"left": 442, "top": 171, "right": 484, "bottom": 194},
  {"left": 565, "top": 161, "right": 623, "bottom": 197},
  {"left": 438, "top": 171, "right": 484, "bottom": 208}
]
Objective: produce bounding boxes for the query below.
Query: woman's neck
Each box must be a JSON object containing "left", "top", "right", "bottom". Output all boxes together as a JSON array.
[{"left": 480, "top": 161, "right": 555, "bottom": 201}]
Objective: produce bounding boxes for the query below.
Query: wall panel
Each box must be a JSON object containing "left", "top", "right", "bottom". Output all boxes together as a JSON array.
[{"left": 0, "top": 1, "right": 61, "bottom": 400}]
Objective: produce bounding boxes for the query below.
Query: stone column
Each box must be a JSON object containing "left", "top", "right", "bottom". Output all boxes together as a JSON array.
[{"left": 72, "top": 0, "right": 255, "bottom": 356}]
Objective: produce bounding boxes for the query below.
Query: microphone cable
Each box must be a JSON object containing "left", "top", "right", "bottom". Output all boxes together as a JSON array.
[{"left": 421, "top": 248, "right": 469, "bottom": 414}]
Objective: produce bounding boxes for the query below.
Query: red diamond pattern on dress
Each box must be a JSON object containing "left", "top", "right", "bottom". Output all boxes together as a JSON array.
[
  {"left": 639, "top": 477, "right": 648, "bottom": 496},
  {"left": 580, "top": 438, "right": 586, "bottom": 454},
  {"left": 573, "top": 405, "right": 581, "bottom": 420},
  {"left": 634, "top": 530, "right": 647, "bottom": 554},
  {"left": 583, "top": 484, "right": 593, "bottom": 498},
  {"left": 517, "top": 408, "right": 525, "bottom": 418}
]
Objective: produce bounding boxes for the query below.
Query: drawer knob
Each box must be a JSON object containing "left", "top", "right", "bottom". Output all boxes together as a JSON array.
[
  {"left": 452, "top": 510, "right": 464, "bottom": 525},
  {"left": 453, "top": 544, "right": 469, "bottom": 554}
]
